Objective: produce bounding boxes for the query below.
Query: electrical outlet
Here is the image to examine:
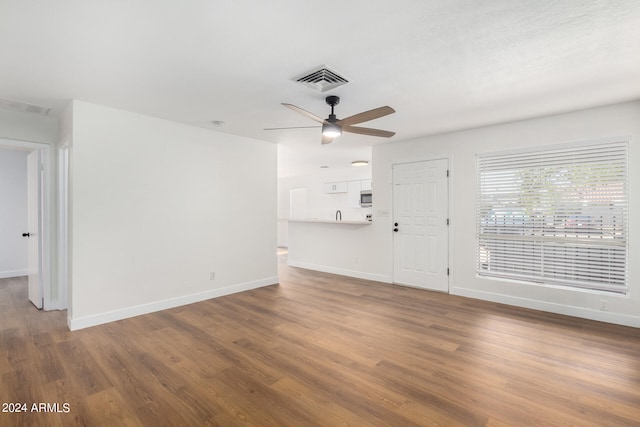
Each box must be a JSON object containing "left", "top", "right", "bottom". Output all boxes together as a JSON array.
[
  {"left": 210, "top": 272, "right": 216, "bottom": 280},
  {"left": 599, "top": 299, "right": 607, "bottom": 311}
]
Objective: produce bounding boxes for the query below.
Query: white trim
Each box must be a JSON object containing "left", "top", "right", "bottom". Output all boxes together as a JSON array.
[
  {"left": 287, "top": 260, "right": 392, "bottom": 284},
  {"left": 68, "top": 277, "right": 279, "bottom": 331},
  {"left": 0, "top": 270, "right": 28, "bottom": 279},
  {"left": 451, "top": 286, "right": 640, "bottom": 328},
  {"left": 0, "top": 137, "right": 48, "bottom": 150},
  {"left": 56, "top": 142, "right": 70, "bottom": 310}
]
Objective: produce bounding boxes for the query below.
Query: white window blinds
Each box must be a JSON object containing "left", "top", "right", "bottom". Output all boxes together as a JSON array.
[{"left": 476, "top": 140, "right": 628, "bottom": 294}]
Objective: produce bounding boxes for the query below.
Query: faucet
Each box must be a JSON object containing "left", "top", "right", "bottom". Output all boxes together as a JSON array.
[{"left": 336, "top": 210, "right": 342, "bottom": 221}]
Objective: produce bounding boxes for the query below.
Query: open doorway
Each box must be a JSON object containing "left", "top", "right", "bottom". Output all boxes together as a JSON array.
[
  {"left": 0, "top": 147, "right": 29, "bottom": 280},
  {"left": 0, "top": 138, "right": 55, "bottom": 310}
]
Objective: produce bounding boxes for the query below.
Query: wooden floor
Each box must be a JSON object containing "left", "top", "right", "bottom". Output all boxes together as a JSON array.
[{"left": 2, "top": 254, "right": 640, "bottom": 426}]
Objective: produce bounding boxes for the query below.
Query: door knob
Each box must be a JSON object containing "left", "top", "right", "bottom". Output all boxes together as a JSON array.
[
  {"left": 394, "top": 222, "right": 398, "bottom": 226},
  {"left": 22, "top": 232, "right": 30, "bottom": 237},
  {"left": 393, "top": 228, "right": 398, "bottom": 232}
]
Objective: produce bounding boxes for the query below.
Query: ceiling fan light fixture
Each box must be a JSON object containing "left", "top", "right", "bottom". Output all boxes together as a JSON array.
[
  {"left": 322, "top": 122, "right": 342, "bottom": 138},
  {"left": 351, "top": 160, "right": 369, "bottom": 167}
]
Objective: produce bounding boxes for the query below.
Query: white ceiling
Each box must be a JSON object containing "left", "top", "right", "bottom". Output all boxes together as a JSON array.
[{"left": 1, "top": 0, "right": 639, "bottom": 177}]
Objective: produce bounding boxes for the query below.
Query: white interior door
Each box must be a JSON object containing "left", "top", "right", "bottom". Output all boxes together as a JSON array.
[
  {"left": 27, "top": 149, "right": 43, "bottom": 309},
  {"left": 393, "top": 159, "right": 448, "bottom": 291}
]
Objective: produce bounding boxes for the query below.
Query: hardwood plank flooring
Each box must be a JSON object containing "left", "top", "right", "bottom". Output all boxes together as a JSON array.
[{"left": 1, "top": 255, "right": 640, "bottom": 426}]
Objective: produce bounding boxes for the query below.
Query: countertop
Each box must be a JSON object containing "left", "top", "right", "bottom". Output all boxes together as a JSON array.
[{"left": 288, "top": 219, "right": 372, "bottom": 225}]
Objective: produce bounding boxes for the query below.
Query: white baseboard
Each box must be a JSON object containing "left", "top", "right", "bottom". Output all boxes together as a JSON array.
[
  {"left": 451, "top": 287, "right": 640, "bottom": 328},
  {"left": 287, "top": 260, "right": 392, "bottom": 284},
  {"left": 44, "top": 297, "right": 67, "bottom": 311},
  {"left": 68, "top": 276, "right": 279, "bottom": 331},
  {"left": 0, "top": 270, "right": 28, "bottom": 279}
]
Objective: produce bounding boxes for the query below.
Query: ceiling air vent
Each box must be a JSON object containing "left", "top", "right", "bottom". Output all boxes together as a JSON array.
[
  {"left": 0, "top": 98, "right": 50, "bottom": 116},
  {"left": 294, "top": 66, "right": 349, "bottom": 92}
]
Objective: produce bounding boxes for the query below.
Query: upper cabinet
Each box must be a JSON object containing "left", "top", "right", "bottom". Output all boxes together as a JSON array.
[
  {"left": 347, "top": 180, "right": 362, "bottom": 208},
  {"left": 323, "top": 181, "right": 348, "bottom": 194},
  {"left": 346, "top": 179, "right": 373, "bottom": 208},
  {"left": 325, "top": 179, "right": 372, "bottom": 208}
]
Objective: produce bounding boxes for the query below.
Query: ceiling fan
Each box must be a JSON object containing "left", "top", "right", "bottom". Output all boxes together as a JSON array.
[{"left": 266, "top": 96, "right": 395, "bottom": 144}]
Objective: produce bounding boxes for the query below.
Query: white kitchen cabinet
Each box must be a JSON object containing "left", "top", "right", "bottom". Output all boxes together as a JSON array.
[
  {"left": 323, "top": 181, "right": 348, "bottom": 193},
  {"left": 347, "top": 180, "right": 362, "bottom": 208},
  {"left": 361, "top": 179, "right": 372, "bottom": 191}
]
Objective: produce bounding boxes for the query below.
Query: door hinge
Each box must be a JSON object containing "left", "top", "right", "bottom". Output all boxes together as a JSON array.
[
  {"left": 446, "top": 169, "right": 449, "bottom": 177},
  {"left": 447, "top": 268, "right": 450, "bottom": 276}
]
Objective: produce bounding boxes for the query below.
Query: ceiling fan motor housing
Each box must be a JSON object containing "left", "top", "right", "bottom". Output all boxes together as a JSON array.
[
  {"left": 325, "top": 95, "right": 340, "bottom": 107},
  {"left": 325, "top": 95, "right": 340, "bottom": 122}
]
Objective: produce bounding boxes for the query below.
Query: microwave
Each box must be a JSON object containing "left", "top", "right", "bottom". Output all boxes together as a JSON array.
[{"left": 360, "top": 190, "right": 372, "bottom": 207}]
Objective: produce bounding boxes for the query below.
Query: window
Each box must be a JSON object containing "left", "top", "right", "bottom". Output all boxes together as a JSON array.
[{"left": 476, "top": 140, "right": 628, "bottom": 294}]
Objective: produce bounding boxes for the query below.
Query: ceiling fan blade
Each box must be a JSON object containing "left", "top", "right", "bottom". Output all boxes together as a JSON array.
[
  {"left": 282, "top": 103, "right": 326, "bottom": 124},
  {"left": 343, "top": 125, "right": 395, "bottom": 138},
  {"left": 263, "top": 126, "right": 321, "bottom": 131},
  {"left": 321, "top": 135, "right": 334, "bottom": 145},
  {"left": 338, "top": 106, "right": 395, "bottom": 126}
]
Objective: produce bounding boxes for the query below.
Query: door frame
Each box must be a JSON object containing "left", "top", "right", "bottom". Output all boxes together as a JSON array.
[
  {"left": 57, "top": 141, "right": 70, "bottom": 312},
  {"left": 391, "top": 157, "right": 450, "bottom": 291},
  {"left": 0, "top": 137, "right": 55, "bottom": 309}
]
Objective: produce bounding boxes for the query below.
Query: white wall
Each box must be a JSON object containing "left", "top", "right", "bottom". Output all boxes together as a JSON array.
[
  {"left": 287, "top": 221, "right": 389, "bottom": 283},
  {"left": 0, "top": 109, "right": 58, "bottom": 144},
  {"left": 0, "top": 148, "right": 28, "bottom": 278},
  {"left": 68, "top": 101, "right": 278, "bottom": 330},
  {"left": 373, "top": 101, "right": 640, "bottom": 327}
]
